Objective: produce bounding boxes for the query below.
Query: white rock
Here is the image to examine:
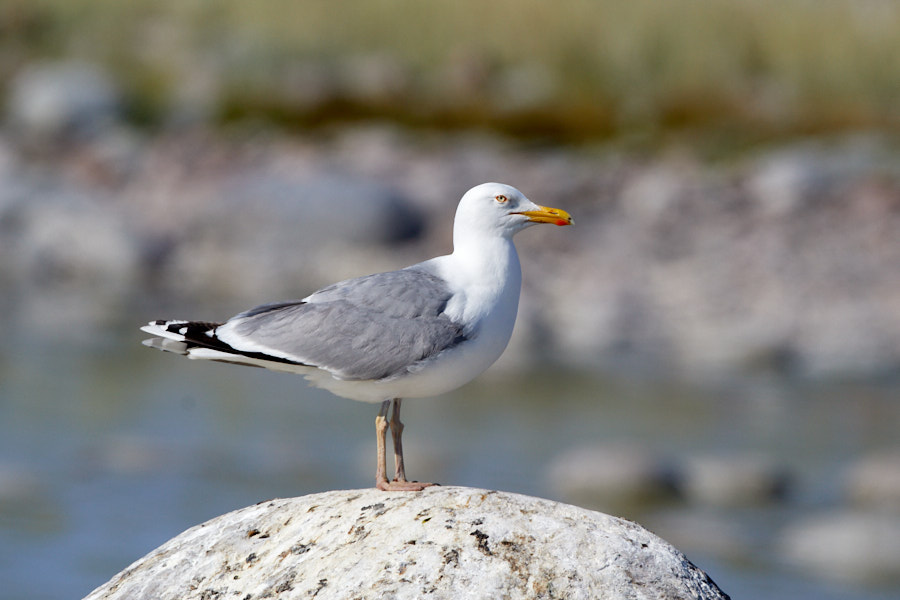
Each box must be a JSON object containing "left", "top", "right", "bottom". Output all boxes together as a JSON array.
[{"left": 84, "top": 487, "right": 728, "bottom": 600}]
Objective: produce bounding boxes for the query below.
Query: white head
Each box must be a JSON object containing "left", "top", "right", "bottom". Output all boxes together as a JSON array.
[{"left": 453, "top": 183, "right": 572, "bottom": 246}]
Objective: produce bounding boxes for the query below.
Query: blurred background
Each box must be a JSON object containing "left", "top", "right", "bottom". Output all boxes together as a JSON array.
[{"left": 1, "top": 1, "right": 899, "bottom": 598}]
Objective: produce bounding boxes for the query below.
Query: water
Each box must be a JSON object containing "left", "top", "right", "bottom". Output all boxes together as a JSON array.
[{"left": 1, "top": 331, "right": 898, "bottom": 600}]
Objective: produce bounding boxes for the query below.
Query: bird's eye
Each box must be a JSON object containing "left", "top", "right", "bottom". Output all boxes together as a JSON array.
[{"left": 495, "top": 195, "right": 508, "bottom": 204}]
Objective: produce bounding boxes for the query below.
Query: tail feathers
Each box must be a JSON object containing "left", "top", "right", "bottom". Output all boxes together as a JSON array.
[
  {"left": 141, "top": 318, "right": 241, "bottom": 354},
  {"left": 142, "top": 336, "right": 190, "bottom": 355},
  {"left": 141, "top": 320, "right": 222, "bottom": 343},
  {"left": 140, "top": 319, "right": 308, "bottom": 371}
]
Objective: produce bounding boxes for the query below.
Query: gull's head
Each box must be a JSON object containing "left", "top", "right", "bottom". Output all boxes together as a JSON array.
[{"left": 454, "top": 183, "right": 573, "bottom": 241}]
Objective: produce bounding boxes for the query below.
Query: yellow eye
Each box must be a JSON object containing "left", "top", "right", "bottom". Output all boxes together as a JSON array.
[{"left": 495, "top": 195, "right": 508, "bottom": 204}]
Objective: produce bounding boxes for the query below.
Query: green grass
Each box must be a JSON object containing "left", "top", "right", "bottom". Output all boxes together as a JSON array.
[{"left": 3, "top": 0, "right": 900, "bottom": 144}]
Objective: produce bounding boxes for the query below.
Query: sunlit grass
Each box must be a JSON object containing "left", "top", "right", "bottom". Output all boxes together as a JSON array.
[{"left": 3, "top": 0, "right": 900, "bottom": 142}]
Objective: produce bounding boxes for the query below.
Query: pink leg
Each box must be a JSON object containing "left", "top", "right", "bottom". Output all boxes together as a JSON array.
[
  {"left": 374, "top": 400, "right": 391, "bottom": 490},
  {"left": 390, "top": 398, "right": 408, "bottom": 482},
  {"left": 375, "top": 398, "right": 437, "bottom": 492}
]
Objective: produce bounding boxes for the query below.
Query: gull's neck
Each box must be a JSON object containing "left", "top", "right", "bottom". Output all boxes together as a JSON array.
[
  {"left": 450, "top": 229, "right": 520, "bottom": 285},
  {"left": 440, "top": 230, "right": 522, "bottom": 331}
]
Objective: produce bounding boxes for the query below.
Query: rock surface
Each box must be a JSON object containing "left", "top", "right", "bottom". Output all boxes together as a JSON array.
[{"left": 84, "top": 487, "right": 729, "bottom": 600}]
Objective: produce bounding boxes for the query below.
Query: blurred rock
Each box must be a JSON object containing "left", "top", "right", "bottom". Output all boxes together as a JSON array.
[
  {"left": 6, "top": 61, "right": 121, "bottom": 146},
  {"left": 746, "top": 151, "right": 829, "bottom": 216},
  {"left": 225, "top": 171, "right": 424, "bottom": 246},
  {"left": 845, "top": 451, "right": 900, "bottom": 511},
  {"left": 84, "top": 488, "right": 730, "bottom": 600},
  {"left": 679, "top": 454, "right": 790, "bottom": 507},
  {"left": 0, "top": 463, "right": 42, "bottom": 505},
  {"left": 0, "top": 134, "right": 15, "bottom": 177},
  {"left": 7, "top": 189, "right": 137, "bottom": 289},
  {"left": 0, "top": 178, "right": 140, "bottom": 338},
  {"left": 745, "top": 144, "right": 874, "bottom": 217},
  {"left": 66, "top": 126, "right": 145, "bottom": 187},
  {"left": 164, "top": 171, "right": 424, "bottom": 301},
  {"left": 547, "top": 444, "right": 678, "bottom": 514},
  {"left": 779, "top": 511, "right": 900, "bottom": 583},
  {"left": 2, "top": 126, "right": 900, "bottom": 380},
  {"left": 620, "top": 163, "right": 689, "bottom": 224},
  {"left": 646, "top": 507, "right": 759, "bottom": 563}
]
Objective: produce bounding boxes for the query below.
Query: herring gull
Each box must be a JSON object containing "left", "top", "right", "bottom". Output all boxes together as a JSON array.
[{"left": 141, "top": 182, "right": 572, "bottom": 491}]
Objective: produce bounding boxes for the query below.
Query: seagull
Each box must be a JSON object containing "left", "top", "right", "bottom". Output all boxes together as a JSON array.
[{"left": 141, "top": 182, "right": 572, "bottom": 491}]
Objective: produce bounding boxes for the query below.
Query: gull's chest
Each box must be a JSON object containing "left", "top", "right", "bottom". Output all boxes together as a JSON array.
[
  {"left": 450, "top": 279, "right": 519, "bottom": 340},
  {"left": 442, "top": 251, "right": 522, "bottom": 349}
]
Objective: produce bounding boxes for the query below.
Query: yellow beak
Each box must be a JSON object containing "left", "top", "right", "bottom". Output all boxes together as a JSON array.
[{"left": 514, "top": 205, "right": 573, "bottom": 226}]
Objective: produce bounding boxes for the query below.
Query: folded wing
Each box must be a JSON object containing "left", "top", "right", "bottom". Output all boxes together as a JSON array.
[{"left": 146, "top": 267, "right": 469, "bottom": 382}]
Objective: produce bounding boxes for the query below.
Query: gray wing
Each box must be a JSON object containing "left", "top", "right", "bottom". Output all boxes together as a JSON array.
[{"left": 216, "top": 267, "right": 468, "bottom": 381}]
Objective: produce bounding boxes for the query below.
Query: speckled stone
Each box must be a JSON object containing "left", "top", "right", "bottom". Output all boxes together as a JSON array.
[{"left": 84, "top": 487, "right": 729, "bottom": 600}]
